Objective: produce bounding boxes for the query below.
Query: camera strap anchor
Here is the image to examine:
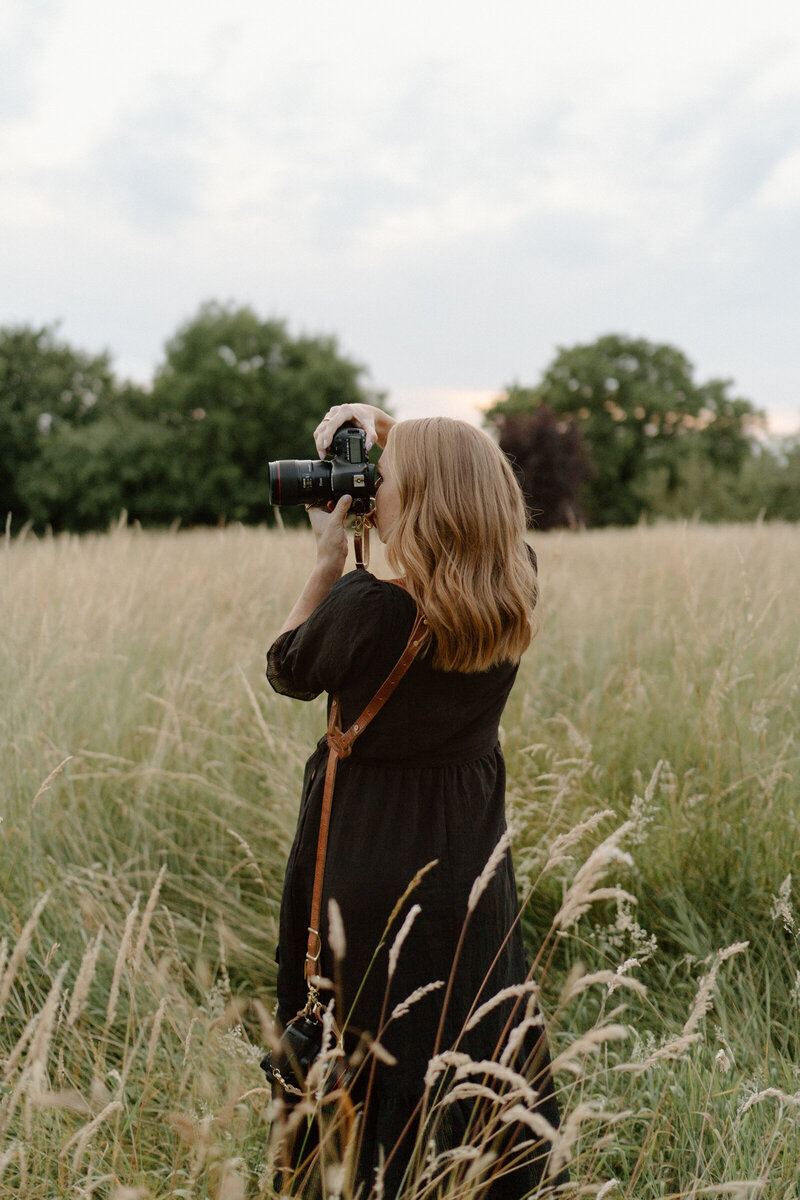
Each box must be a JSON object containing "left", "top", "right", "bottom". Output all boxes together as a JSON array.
[{"left": 352, "top": 511, "right": 374, "bottom": 571}]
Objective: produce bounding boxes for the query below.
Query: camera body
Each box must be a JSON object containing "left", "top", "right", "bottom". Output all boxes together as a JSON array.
[{"left": 268, "top": 423, "right": 378, "bottom": 515}]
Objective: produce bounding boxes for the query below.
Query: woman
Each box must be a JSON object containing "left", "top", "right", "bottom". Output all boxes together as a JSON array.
[{"left": 267, "top": 404, "right": 566, "bottom": 1197}]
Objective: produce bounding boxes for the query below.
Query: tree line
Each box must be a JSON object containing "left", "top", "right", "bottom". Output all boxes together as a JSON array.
[
  {"left": 2, "top": 305, "right": 798, "bottom": 533},
  {"left": 487, "top": 334, "right": 800, "bottom": 528}
]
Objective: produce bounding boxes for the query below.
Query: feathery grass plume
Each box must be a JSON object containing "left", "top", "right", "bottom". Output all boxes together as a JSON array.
[
  {"left": 26, "top": 960, "right": 69, "bottom": 1076},
  {"left": 627, "top": 941, "right": 749, "bottom": 1071},
  {"left": 498, "top": 1102, "right": 559, "bottom": 1145},
  {"left": 216, "top": 1157, "right": 247, "bottom": 1200},
  {"left": 146, "top": 995, "right": 169, "bottom": 1075},
  {"left": 226, "top": 825, "right": 268, "bottom": 896},
  {"left": 543, "top": 809, "right": 616, "bottom": 873},
  {"left": 0, "top": 1142, "right": 20, "bottom": 1183},
  {"left": 559, "top": 967, "right": 647, "bottom": 1006},
  {"left": 739, "top": 1086, "right": 800, "bottom": 1114},
  {"left": 132, "top": 864, "right": 167, "bottom": 974},
  {"left": 387, "top": 903, "right": 421, "bottom": 978},
  {"left": 323, "top": 1161, "right": 346, "bottom": 1200},
  {"left": 370, "top": 1145, "right": 386, "bottom": 1200},
  {"left": 327, "top": 897, "right": 347, "bottom": 961},
  {"left": 384, "top": 860, "right": 438, "bottom": 932},
  {"left": 67, "top": 928, "right": 105, "bottom": 1028},
  {"left": 546, "top": 1100, "right": 629, "bottom": 1176},
  {"left": 682, "top": 941, "right": 750, "bottom": 1039},
  {"left": 596, "top": 1181, "right": 621, "bottom": 1198},
  {"left": 424, "top": 1050, "right": 473, "bottom": 1089},
  {"left": 550, "top": 1024, "right": 629, "bottom": 1077},
  {"left": 442, "top": 1081, "right": 513, "bottom": 1105},
  {"left": 62, "top": 1098, "right": 123, "bottom": 1173},
  {"left": 464, "top": 981, "right": 541, "bottom": 1032},
  {"left": 499, "top": 1014, "right": 545, "bottom": 1066},
  {"left": 770, "top": 873, "right": 794, "bottom": 932},
  {"left": 694, "top": 1185, "right": 769, "bottom": 1197},
  {"left": 464, "top": 1150, "right": 499, "bottom": 1185},
  {"left": 389, "top": 979, "right": 444, "bottom": 1022},
  {"left": 553, "top": 821, "right": 636, "bottom": 930},
  {"left": 467, "top": 828, "right": 513, "bottom": 914},
  {"left": 30, "top": 755, "right": 73, "bottom": 806},
  {"left": 103, "top": 896, "right": 140, "bottom": 1036},
  {"left": 361, "top": 1036, "right": 397, "bottom": 1066},
  {"left": 2, "top": 1009, "right": 39, "bottom": 1081},
  {"left": 27, "top": 1087, "right": 90, "bottom": 1114},
  {"left": 452, "top": 1059, "right": 541, "bottom": 1103},
  {"left": 0, "top": 890, "right": 51, "bottom": 1014}
]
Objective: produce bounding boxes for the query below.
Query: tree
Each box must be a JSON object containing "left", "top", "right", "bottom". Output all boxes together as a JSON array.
[
  {"left": 137, "top": 302, "right": 377, "bottom": 525},
  {"left": 0, "top": 324, "right": 119, "bottom": 525},
  {"left": 486, "top": 335, "right": 765, "bottom": 526},
  {"left": 17, "top": 402, "right": 177, "bottom": 532},
  {"left": 496, "top": 407, "right": 595, "bottom": 529}
]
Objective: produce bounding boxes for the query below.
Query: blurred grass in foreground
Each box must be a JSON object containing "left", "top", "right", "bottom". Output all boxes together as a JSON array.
[{"left": 1, "top": 520, "right": 798, "bottom": 1197}]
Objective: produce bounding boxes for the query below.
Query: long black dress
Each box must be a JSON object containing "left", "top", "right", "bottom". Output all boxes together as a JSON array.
[{"left": 267, "top": 569, "right": 566, "bottom": 1197}]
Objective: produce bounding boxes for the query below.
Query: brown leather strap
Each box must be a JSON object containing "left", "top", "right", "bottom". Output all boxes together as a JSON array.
[
  {"left": 353, "top": 519, "right": 369, "bottom": 571},
  {"left": 352, "top": 511, "right": 374, "bottom": 571},
  {"left": 304, "top": 609, "right": 427, "bottom": 980}
]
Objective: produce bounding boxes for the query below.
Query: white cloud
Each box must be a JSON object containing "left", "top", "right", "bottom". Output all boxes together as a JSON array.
[
  {"left": 0, "top": 0, "right": 799, "bottom": 422},
  {"left": 755, "top": 148, "right": 800, "bottom": 210}
]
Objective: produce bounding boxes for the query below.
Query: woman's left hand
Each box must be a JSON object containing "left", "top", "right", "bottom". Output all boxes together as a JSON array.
[{"left": 307, "top": 494, "right": 353, "bottom": 577}]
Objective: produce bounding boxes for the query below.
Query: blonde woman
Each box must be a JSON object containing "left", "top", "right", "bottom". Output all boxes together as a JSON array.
[{"left": 267, "top": 405, "right": 566, "bottom": 1197}]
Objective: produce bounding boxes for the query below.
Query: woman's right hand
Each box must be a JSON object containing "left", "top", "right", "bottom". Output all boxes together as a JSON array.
[{"left": 314, "top": 403, "right": 395, "bottom": 458}]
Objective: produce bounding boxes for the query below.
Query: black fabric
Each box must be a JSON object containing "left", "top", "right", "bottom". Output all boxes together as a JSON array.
[{"left": 267, "top": 569, "right": 567, "bottom": 1196}]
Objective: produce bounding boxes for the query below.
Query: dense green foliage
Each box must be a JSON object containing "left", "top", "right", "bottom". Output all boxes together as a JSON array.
[
  {"left": 2, "top": 320, "right": 797, "bottom": 532},
  {"left": 486, "top": 334, "right": 798, "bottom": 527},
  {"left": 0, "top": 324, "right": 120, "bottom": 524},
  {"left": 1, "top": 304, "right": 374, "bottom": 532}
]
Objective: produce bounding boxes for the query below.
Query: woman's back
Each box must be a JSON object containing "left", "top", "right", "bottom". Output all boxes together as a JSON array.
[{"left": 268, "top": 569, "right": 520, "bottom": 764}]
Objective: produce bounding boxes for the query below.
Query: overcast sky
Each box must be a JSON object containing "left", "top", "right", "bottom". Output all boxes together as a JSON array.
[{"left": 2, "top": 0, "right": 799, "bottom": 432}]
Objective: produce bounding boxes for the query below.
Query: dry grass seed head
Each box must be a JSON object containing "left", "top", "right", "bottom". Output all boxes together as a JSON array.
[
  {"left": 388, "top": 903, "right": 421, "bottom": 978},
  {"left": 468, "top": 828, "right": 513, "bottom": 914},
  {"left": 543, "top": 809, "right": 617, "bottom": 873},
  {"left": 104, "top": 897, "right": 140, "bottom": 1034},
  {"left": 550, "top": 1024, "right": 629, "bottom": 1077},
  {"left": 500, "top": 1014, "right": 545, "bottom": 1066},
  {"left": 424, "top": 1050, "right": 473, "bottom": 1089},
  {"left": 626, "top": 941, "right": 749, "bottom": 1072},
  {"left": 61, "top": 1098, "right": 123, "bottom": 1174},
  {"left": 146, "top": 995, "right": 169, "bottom": 1074},
  {"left": 67, "top": 928, "right": 105, "bottom": 1028},
  {"left": 554, "top": 821, "right": 637, "bottom": 931},
  {"left": 389, "top": 979, "right": 444, "bottom": 1022},
  {"left": 0, "top": 890, "right": 52, "bottom": 1014},
  {"left": 327, "top": 897, "right": 347, "bottom": 961},
  {"left": 132, "top": 864, "right": 167, "bottom": 974},
  {"left": 464, "top": 981, "right": 540, "bottom": 1032}
]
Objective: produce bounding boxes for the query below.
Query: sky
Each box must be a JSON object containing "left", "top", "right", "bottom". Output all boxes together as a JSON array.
[{"left": 2, "top": 0, "right": 799, "bottom": 434}]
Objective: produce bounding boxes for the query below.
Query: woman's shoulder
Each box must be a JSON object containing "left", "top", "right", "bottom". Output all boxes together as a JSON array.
[{"left": 331, "top": 570, "right": 416, "bottom": 611}]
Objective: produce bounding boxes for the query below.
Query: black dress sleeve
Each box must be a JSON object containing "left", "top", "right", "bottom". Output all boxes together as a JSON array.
[{"left": 266, "top": 570, "right": 411, "bottom": 701}]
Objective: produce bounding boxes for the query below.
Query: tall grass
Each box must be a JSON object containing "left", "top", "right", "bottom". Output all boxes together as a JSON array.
[{"left": 1, "top": 520, "right": 798, "bottom": 1196}]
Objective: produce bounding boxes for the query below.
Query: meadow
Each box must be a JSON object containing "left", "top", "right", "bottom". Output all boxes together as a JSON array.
[{"left": 1, "top": 519, "right": 798, "bottom": 1198}]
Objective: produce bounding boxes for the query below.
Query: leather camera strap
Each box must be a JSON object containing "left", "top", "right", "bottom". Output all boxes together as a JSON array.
[
  {"left": 352, "top": 510, "right": 374, "bottom": 571},
  {"left": 304, "top": 607, "right": 428, "bottom": 982}
]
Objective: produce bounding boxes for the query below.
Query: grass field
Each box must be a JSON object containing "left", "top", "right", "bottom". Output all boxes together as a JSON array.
[{"left": 1, "top": 520, "right": 799, "bottom": 1198}]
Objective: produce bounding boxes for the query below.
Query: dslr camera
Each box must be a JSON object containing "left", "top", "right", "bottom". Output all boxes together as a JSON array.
[{"left": 268, "top": 423, "right": 378, "bottom": 516}]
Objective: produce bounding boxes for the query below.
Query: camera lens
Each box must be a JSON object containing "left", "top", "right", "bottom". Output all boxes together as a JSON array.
[{"left": 268, "top": 459, "right": 332, "bottom": 506}]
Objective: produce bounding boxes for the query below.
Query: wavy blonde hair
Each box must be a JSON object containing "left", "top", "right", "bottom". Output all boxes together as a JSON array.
[{"left": 382, "top": 418, "right": 538, "bottom": 673}]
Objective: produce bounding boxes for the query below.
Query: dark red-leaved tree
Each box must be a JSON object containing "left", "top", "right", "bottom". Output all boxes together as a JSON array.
[{"left": 496, "top": 406, "right": 596, "bottom": 529}]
